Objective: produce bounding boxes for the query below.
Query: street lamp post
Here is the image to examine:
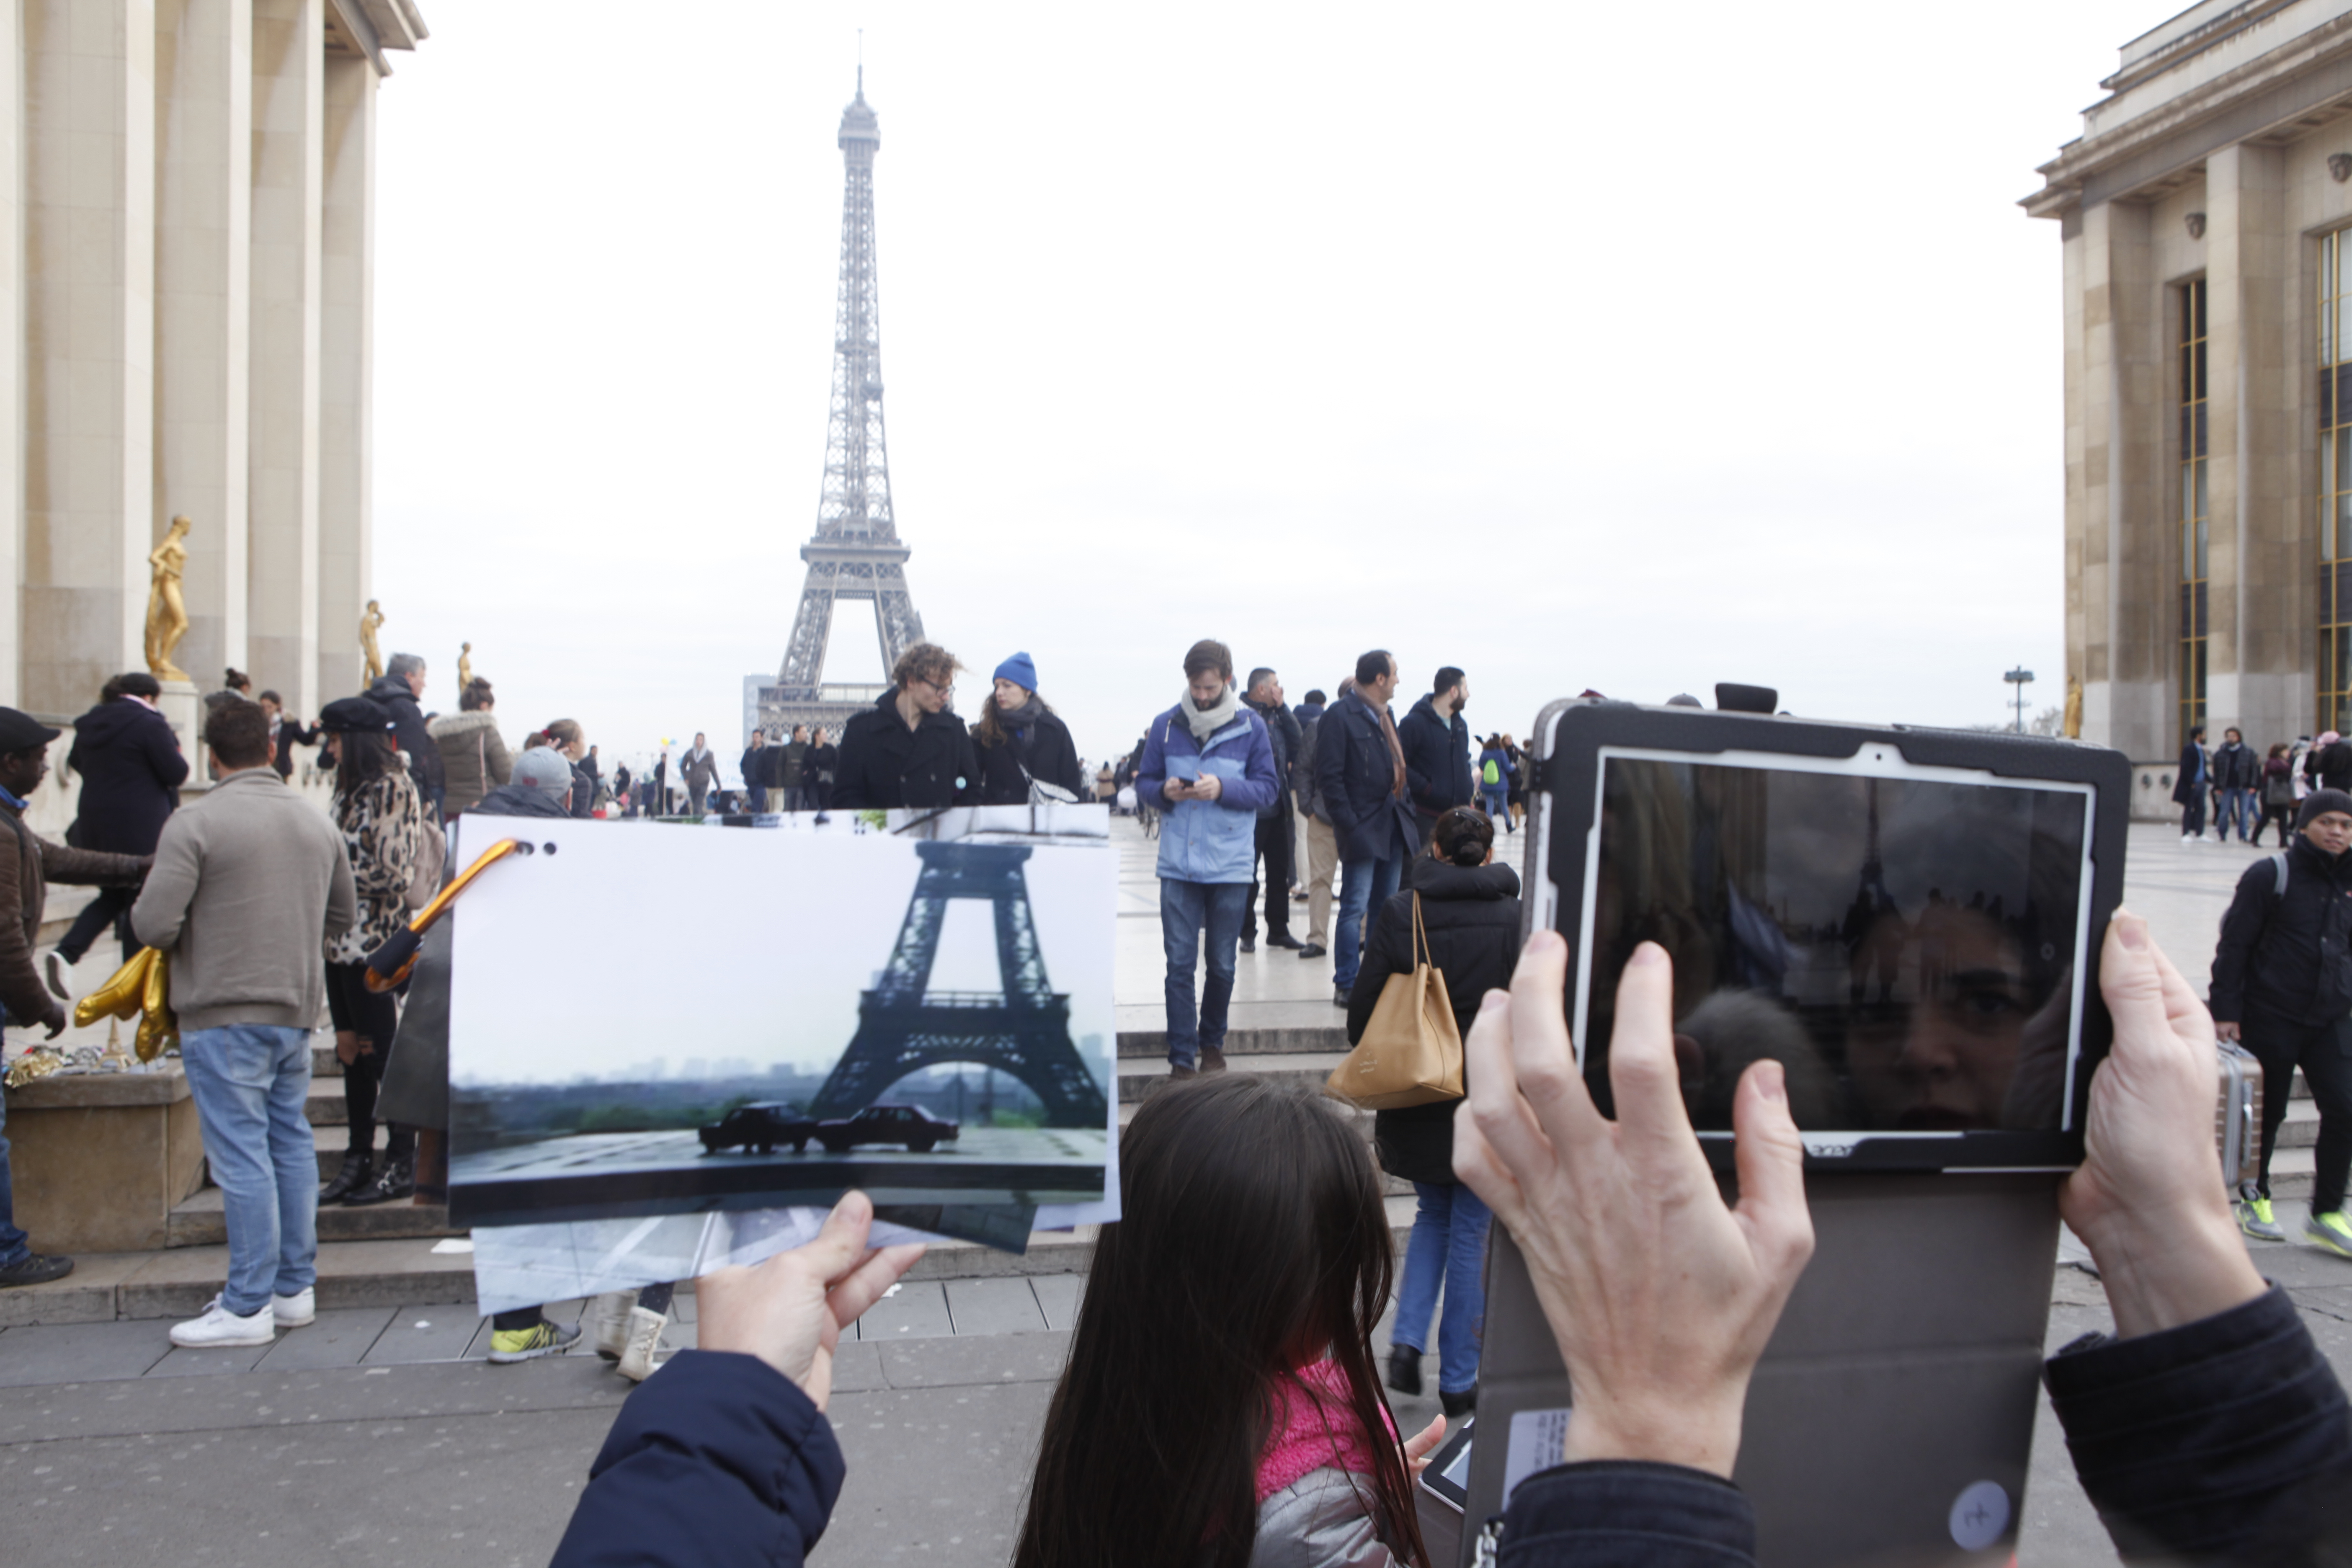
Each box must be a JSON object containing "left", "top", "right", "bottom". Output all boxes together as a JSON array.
[{"left": 2005, "top": 668, "right": 2036, "bottom": 734}]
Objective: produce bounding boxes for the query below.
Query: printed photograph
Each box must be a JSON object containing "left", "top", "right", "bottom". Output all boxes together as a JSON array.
[{"left": 445, "top": 818, "right": 1115, "bottom": 1229}]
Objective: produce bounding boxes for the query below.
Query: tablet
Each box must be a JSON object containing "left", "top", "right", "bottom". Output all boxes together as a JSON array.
[
  {"left": 1524, "top": 701, "right": 2130, "bottom": 1172},
  {"left": 1418, "top": 1416, "right": 1476, "bottom": 1513}
]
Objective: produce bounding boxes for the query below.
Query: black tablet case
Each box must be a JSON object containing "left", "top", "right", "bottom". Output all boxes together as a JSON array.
[{"left": 1459, "top": 702, "right": 2130, "bottom": 1566}]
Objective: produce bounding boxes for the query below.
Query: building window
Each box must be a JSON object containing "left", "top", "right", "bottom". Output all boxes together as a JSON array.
[
  {"left": 2181, "top": 277, "right": 2208, "bottom": 746},
  {"left": 2324, "top": 233, "right": 2352, "bottom": 735}
]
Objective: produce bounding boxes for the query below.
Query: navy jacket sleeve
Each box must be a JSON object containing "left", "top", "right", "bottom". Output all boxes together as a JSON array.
[
  {"left": 2207, "top": 858, "right": 2276, "bottom": 1024},
  {"left": 550, "top": 1350, "right": 845, "bottom": 1568},
  {"left": 2046, "top": 1285, "right": 2352, "bottom": 1565},
  {"left": 1500, "top": 1460, "right": 1757, "bottom": 1566},
  {"left": 143, "top": 709, "right": 191, "bottom": 790},
  {"left": 1218, "top": 712, "right": 1278, "bottom": 814},
  {"left": 1137, "top": 709, "right": 1172, "bottom": 807}
]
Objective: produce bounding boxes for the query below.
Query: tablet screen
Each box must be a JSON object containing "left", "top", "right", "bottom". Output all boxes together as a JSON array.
[{"left": 1580, "top": 754, "right": 2092, "bottom": 1137}]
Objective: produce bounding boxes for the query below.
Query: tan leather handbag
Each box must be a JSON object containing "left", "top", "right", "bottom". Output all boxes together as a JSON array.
[{"left": 1326, "top": 894, "right": 1465, "bottom": 1110}]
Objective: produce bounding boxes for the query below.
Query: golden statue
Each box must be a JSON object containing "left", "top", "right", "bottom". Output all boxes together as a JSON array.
[
  {"left": 143, "top": 515, "right": 193, "bottom": 682},
  {"left": 360, "top": 599, "right": 386, "bottom": 683},
  {"left": 2063, "top": 676, "right": 2083, "bottom": 741},
  {"left": 457, "top": 640, "right": 473, "bottom": 694}
]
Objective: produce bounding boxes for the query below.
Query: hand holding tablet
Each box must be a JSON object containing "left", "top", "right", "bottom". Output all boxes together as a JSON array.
[
  {"left": 2061, "top": 913, "right": 2267, "bottom": 1339},
  {"left": 1453, "top": 929, "right": 1816, "bottom": 1479}
]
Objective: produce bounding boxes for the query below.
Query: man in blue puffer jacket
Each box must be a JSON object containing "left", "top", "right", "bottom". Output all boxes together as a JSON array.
[{"left": 1135, "top": 638, "right": 1278, "bottom": 1077}]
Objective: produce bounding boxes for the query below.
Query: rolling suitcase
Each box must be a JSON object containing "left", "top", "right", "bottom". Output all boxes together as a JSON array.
[{"left": 2217, "top": 1039, "right": 2264, "bottom": 1194}]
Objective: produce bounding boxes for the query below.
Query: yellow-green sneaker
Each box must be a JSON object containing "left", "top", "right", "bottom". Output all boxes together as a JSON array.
[
  {"left": 487, "top": 1319, "right": 581, "bottom": 1364},
  {"left": 2240, "top": 1195, "right": 2285, "bottom": 1242},
  {"left": 2305, "top": 1210, "right": 2352, "bottom": 1259}
]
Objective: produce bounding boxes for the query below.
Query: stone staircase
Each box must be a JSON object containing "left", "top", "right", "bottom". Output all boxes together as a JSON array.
[
  {"left": 160, "top": 1040, "right": 460, "bottom": 1250},
  {"left": 24, "top": 1023, "right": 2317, "bottom": 1325},
  {"left": 31, "top": 1024, "right": 1377, "bottom": 1322}
]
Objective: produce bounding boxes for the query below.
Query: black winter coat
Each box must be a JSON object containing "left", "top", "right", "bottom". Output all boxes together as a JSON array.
[
  {"left": 2210, "top": 836, "right": 2352, "bottom": 1024},
  {"left": 1315, "top": 691, "right": 1418, "bottom": 865},
  {"left": 2213, "top": 740, "right": 2259, "bottom": 792},
  {"left": 66, "top": 699, "right": 189, "bottom": 854},
  {"left": 1397, "top": 694, "right": 1473, "bottom": 821},
  {"left": 1246, "top": 697, "right": 1301, "bottom": 818},
  {"left": 832, "top": 689, "right": 978, "bottom": 810},
  {"left": 2312, "top": 740, "right": 2352, "bottom": 794},
  {"left": 1350, "top": 856, "right": 1522, "bottom": 1188},
  {"left": 971, "top": 706, "right": 1083, "bottom": 805},
  {"left": 367, "top": 674, "right": 447, "bottom": 799}
]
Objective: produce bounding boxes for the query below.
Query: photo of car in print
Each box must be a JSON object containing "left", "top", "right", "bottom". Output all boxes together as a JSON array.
[
  {"left": 699, "top": 1104, "right": 820, "bottom": 1155},
  {"left": 699, "top": 1102, "right": 961, "bottom": 1156}
]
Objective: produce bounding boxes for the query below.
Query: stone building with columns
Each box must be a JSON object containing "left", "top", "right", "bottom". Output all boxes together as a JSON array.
[
  {"left": 2026, "top": 0, "right": 2352, "bottom": 764},
  {"left": 0, "top": 0, "right": 424, "bottom": 725}
]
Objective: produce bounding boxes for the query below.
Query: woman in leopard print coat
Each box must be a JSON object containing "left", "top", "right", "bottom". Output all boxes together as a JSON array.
[{"left": 317, "top": 697, "right": 423, "bottom": 1207}]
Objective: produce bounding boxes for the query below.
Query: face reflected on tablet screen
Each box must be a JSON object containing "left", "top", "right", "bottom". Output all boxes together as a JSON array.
[{"left": 1585, "top": 758, "right": 2088, "bottom": 1136}]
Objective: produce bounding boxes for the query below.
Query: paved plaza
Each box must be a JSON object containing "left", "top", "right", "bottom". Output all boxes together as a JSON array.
[{"left": 0, "top": 815, "right": 2344, "bottom": 1567}]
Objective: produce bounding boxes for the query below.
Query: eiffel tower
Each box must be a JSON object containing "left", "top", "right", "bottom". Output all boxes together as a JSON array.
[
  {"left": 753, "top": 69, "right": 927, "bottom": 742},
  {"left": 810, "top": 842, "right": 1109, "bottom": 1129}
]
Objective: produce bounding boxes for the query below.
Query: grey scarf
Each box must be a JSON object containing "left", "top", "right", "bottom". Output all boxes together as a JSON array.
[{"left": 1181, "top": 683, "right": 1240, "bottom": 742}]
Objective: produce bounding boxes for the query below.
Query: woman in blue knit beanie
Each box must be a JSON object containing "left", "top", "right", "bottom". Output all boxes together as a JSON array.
[{"left": 971, "top": 651, "right": 1086, "bottom": 805}]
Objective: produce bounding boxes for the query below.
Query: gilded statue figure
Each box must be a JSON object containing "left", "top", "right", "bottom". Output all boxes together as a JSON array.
[
  {"left": 143, "top": 515, "right": 193, "bottom": 682},
  {"left": 458, "top": 640, "right": 473, "bottom": 694},
  {"left": 2063, "top": 676, "right": 2083, "bottom": 741},
  {"left": 361, "top": 600, "right": 386, "bottom": 683}
]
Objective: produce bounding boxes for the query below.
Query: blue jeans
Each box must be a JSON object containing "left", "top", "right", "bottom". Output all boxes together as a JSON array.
[
  {"left": 1160, "top": 879, "right": 1250, "bottom": 1070},
  {"left": 1480, "top": 787, "right": 1509, "bottom": 821},
  {"left": 1393, "top": 1180, "right": 1492, "bottom": 1395},
  {"left": 0, "top": 1074, "right": 26, "bottom": 1268},
  {"left": 2218, "top": 787, "right": 2254, "bottom": 842},
  {"left": 180, "top": 1025, "right": 319, "bottom": 1315},
  {"left": 1334, "top": 854, "right": 1404, "bottom": 992}
]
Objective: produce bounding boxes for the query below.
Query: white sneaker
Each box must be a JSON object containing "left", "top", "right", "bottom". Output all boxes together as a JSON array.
[
  {"left": 272, "top": 1287, "right": 315, "bottom": 1327},
  {"left": 591, "top": 1290, "right": 634, "bottom": 1360},
  {"left": 2182, "top": 833, "right": 2195, "bottom": 842},
  {"left": 42, "top": 950, "right": 73, "bottom": 1001},
  {"left": 170, "top": 1296, "right": 275, "bottom": 1348},
  {"left": 616, "top": 1305, "right": 668, "bottom": 1383}
]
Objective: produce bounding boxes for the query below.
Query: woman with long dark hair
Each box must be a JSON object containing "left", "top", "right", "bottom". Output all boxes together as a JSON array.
[
  {"left": 971, "top": 652, "right": 1084, "bottom": 805},
  {"left": 317, "top": 696, "right": 422, "bottom": 1207},
  {"left": 1015, "top": 1075, "right": 1444, "bottom": 1568},
  {"left": 1349, "top": 805, "right": 1520, "bottom": 1416}
]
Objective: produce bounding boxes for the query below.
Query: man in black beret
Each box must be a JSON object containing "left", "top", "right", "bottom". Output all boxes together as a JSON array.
[
  {"left": 2214, "top": 786, "right": 2352, "bottom": 1253},
  {"left": 0, "top": 707, "right": 152, "bottom": 1288}
]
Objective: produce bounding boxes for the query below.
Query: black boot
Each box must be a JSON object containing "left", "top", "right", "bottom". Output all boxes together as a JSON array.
[
  {"left": 344, "top": 1153, "right": 414, "bottom": 1207},
  {"left": 1440, "top": 1386, "right": 1478, "bottom": 1418},
  {"left": 318, "top": 1150, "right": 373, "bottom": 1206},
  {"left": 1387, "top": 1343, "right": 1423, "bottom": 1398}
]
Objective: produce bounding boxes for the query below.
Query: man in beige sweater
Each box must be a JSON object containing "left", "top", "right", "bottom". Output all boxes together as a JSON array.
[{"left": 133, "top": 700, "right": 355, "bottom": 1349}]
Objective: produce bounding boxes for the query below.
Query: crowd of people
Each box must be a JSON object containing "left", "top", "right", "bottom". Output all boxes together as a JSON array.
[
  {"left": 21, "top": 641, "right": 2352, "bottom": 1562},
  {"left": 2174, "top": 722, "right": 2352, "bottom": 844}
]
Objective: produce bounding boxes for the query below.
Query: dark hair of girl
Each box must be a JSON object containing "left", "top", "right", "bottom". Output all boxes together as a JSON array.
[
  {"left": 1432, "top": 805, "right": 1493, "bottom": 867},
  {"left": 102, "top": 671, "right": 162, "bottom": 703},
  {"left": 1013, "top": 1076, "right": 1425, "bottom": 1568},
  {"left": 224, "top": 667, "right": 251, "bottom": 693},
  {"left": 973, "top": 688, "right": 1050, "bottom": 749},
  {"left": 331, "top": 724, "right": 398, "bottom": 803},
  {"left": 459, "top": 678, "right": 494, "bottom": 713}
]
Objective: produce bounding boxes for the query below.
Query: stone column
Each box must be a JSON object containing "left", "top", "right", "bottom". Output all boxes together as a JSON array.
[
  {"left": 247, "top": 0, "right": 320, "bottom": 718},
  {"left": 2205, "top": 143, "right": 2303, "bottom": 746},
  {"left": 0, "top": 2, "right": 25, "bottom": 709},
  {"left": 2077, "top": 198, "right": 2170, "bottom": 760},
  {"left": 154, "top": 0, "right": 252, "bottom": 694},
  {"left": 317, "top": 54, "right": 373, "bottom": 706},
  {"left": 21, "top": 0, "right": 158, "bottom": 718}
]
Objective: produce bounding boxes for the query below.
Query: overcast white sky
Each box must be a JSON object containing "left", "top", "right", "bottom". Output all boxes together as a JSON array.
[{"left": 371, "top": 2, "right": 2160, "bottom": 779}]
